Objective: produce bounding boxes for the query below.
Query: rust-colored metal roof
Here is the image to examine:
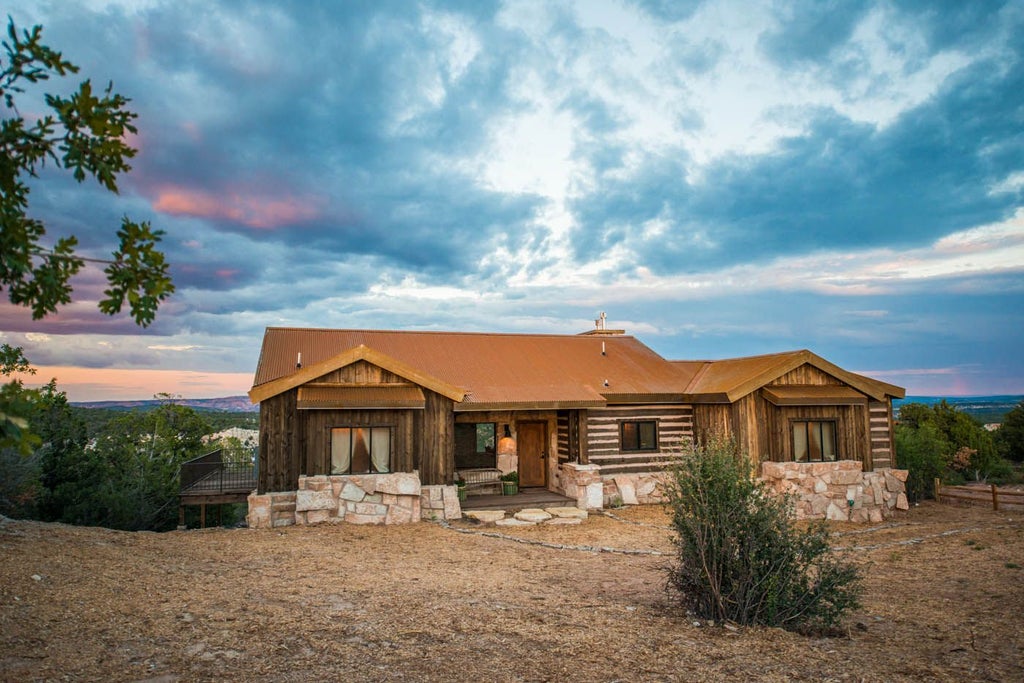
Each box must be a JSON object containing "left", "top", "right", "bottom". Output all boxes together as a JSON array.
[
  {"left": 296, "top": 385, "right": 425, "bottom": 410},
  {"left": 250, "top": 329, "right": 905, "bottom": 407},
  {"left": 675, "top": 349, "right": 905, "bottom": 402},
  {"left": 251, "top": 328, "right": 701, "bottom": 407},
  {"left": 762, "top": 385, "right": 868, "bottom": 406}
]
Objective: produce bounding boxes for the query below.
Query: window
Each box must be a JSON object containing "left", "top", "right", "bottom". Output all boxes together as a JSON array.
[
  {"left": 792, "top": 420, "right": 836, "bottom": 462},
  {"left": 454, "top": 422, "right": 496, "bottom": 468},
  {"left": 620, "top": 420, "right": 658, "bottom": 451},
  {"left": 331, "top": 427, "right": 391, "bottom": 474}
]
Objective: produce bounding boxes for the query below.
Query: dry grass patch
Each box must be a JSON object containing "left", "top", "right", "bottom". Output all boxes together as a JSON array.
[{"left": 1, "top": 502, "right": 1022, "bottom": 681}]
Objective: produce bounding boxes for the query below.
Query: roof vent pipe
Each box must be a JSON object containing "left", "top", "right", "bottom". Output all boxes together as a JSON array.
[
  {"left": 296, "top": 352, "right": 302, "bottom": 369},
  {"left": 601, "top": 341, "right": 606, "bottom": 356}
]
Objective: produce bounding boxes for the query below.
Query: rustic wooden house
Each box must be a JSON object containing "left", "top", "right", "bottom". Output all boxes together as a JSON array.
[{"left": 248, "top": 327, "right": 905, "bottom": 513}]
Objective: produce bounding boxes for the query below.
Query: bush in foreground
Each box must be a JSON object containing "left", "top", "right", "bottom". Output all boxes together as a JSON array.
[{"left": 664, "top": 436, "right": 861, "bottom": 633}]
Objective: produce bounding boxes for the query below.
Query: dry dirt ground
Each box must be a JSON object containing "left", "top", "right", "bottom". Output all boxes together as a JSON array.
[{"left": 1, "top": 502, "right": 1022, "bottom": 682}]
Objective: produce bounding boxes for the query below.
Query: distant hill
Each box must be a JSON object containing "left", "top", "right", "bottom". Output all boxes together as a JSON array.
[
  {"left": 72, "top": 395, "right": 258, "bottom": 413},
  {"left": 895, "top": 395, "right": 1023, "bottom": 424}
]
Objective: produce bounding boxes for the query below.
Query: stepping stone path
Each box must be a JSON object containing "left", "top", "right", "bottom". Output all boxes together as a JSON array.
[{"left": 461, "top": 507, "right": 589, "bottom": 526}]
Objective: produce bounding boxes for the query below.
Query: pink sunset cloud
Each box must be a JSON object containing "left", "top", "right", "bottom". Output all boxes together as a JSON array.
[
  {"left": 152, "top": 185, "right": 321, "bottom": 229},
  {"left": 10, "top": 366, "right": 254, "bottom": 403}
]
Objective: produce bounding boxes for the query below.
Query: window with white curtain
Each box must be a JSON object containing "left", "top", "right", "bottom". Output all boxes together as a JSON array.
[
  {"left": 331, "top": 426, "right": 391, "bottom": 474},
  {"left": 791, "top": 420, "right": 836, "bottom": 462}
]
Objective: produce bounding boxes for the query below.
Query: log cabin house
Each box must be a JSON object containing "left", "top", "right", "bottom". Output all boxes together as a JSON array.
[{"left": 247, "top": 325, "right": 906, "bottom": 524}]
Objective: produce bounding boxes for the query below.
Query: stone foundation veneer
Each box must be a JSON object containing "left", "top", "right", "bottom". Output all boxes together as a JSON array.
[
  {"left": 602, "top": 472, "right": 671, "bottom": 507},
  {"left": 246, "top": 472, "right": 463, "bottom": 529},
  {"left": 558, "top": 463, "right": 604, "bottom": 509},
  {"left": 760, "top": 460, "right": 909, "bottom": 522}
]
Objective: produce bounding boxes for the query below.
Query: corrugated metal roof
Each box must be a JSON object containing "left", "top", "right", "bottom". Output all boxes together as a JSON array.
[
  {"left": 762, "top": 385, "right": 868, "bottom": 406},
  {"left": 252, "top": 328, "right": 700, "bottom": 406},
  {"left": 250, "top": 329, "right": 905, "bottom": 406},
  {"left": 296, "top": 385, "right": 425, "bottom": 409}
]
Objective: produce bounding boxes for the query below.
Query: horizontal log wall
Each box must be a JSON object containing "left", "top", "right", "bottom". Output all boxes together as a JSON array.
[
  {"left": 869, "top": 399, "right": 895, "bottom": 469},
  {"left": 586, "top": 405, "right": 693, "bottom": 475}
]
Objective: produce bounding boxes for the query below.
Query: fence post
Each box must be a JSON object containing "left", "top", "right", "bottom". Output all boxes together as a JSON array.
[
  {"left": 991, "top": 483, "right": 999, "bottom": 511},
  {"left": 934, "top": 477, "right": 942, "bottom": 502}
]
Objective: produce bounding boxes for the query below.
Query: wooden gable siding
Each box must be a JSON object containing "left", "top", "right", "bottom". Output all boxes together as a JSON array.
[
  {"left": 768, "top": 363, "right": 844, "bottom": 386},
  {"left": 869, "top": 399, "right": 895, "bottom": 469},
  {"left": 585, "top": 405, "right": 693, "bottom": 475},
  {"left": 257, "top": 360, "right": 456, "bottom": 492},
  {"left": 318, "top": 359, "right": 406, "bottom": 384}
]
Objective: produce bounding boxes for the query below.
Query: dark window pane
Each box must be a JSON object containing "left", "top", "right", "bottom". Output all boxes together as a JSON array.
[
  {"left": 621, "top": 422, "right": 638, "bottom": 450},
  {"left": 639, "top": 422, "right": 657, "bottom": 450}
]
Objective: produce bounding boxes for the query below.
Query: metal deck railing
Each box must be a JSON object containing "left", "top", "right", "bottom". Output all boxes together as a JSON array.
[{"left": 179, "top": 449, "right": 256, "bottom": 496}]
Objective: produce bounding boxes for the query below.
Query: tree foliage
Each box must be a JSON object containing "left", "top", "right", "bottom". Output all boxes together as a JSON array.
[
  {"left": 995, "top": 400, "right": 1024, "bottom": 463},
  {"left": 663, "top": 435, "right": 861, "bottom": 633},
  {"left": 1, "top": 18, "right": 173, "bottom": 326},
  {"left": 896, "top": 401, "right": 1011, "bottom": 499},
  {"left": 40, "top": 397, "right": 212, "bottom": 531}
]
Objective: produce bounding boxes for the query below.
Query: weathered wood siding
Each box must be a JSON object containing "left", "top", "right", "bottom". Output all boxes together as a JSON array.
[
  {"left": 768, "top": 365, "right": 844, "bottom": 386},
  {"left": 257, "top": 360, "right": 457, "bottom": 492},
  {"left": 414, "top": 389, "right": 455, "bottom": 485},
  {"left": 302, "top": 409, "right": 416, "bottom": 475},
  {"left": 690, "top": 364, "right": 883, "bottom": 470},
  {"left": 763, "top": 403, "right": 870, "bottom": 465},
  {"left": 585, "top": 405, "right": 693, "bottom": 475},
  {"left": 259, "top": 389, "right": 301, "bottom": 493}
]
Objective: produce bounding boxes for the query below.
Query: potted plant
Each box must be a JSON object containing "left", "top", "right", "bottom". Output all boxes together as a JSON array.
[
  {"left": 500, "top": 471, "right": 519, "bottom": 496},
  {"left": 455, "top": 477, "right": 467, "bottom": 502}
]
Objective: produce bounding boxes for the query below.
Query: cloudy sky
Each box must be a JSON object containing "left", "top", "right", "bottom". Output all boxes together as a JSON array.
[{"left": 4, "top": 0, "right": 1023, "bottom": 401}]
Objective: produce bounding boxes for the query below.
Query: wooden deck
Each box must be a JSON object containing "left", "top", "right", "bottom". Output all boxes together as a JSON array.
[{"left": 460, "top": 487, "right": 576, "bottom": 512}]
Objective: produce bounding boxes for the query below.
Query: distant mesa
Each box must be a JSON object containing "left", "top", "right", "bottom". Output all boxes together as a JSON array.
[{"left": 71, "top": 395, "right": 258, "bottom": 413}]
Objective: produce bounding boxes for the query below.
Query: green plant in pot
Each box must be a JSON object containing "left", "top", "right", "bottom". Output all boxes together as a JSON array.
[
  {"left": 500, "top": 471, "right": 519, "bottom": 496},
  {"left": 455, "top": 477, "right": 467, "bottom": 502}
]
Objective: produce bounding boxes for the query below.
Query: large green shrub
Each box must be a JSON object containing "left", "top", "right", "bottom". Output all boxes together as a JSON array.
[
  {"left": 894, "top": 421, "right": 949, "bottom": 502},
  {"left": 896, "top": 401, "right": 1013, "bottom": 498},
  {"left": 663, "top": 436, "right": 861, "bottom": 633}
]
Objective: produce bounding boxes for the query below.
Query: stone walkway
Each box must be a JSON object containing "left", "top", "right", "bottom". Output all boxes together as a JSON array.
[{"left": 462, "top": 506, "right": 589, "bottom": 527}]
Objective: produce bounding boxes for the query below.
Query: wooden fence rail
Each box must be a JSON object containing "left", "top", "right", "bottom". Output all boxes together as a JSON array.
[{"left": 934, "top": 479, "right": 1024, "bottom": 511}]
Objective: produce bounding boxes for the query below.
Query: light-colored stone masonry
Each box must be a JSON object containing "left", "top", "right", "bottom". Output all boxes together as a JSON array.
[
  {"left": 599, "top": 460, "right": 909, "bottom": 522},
  {"left": 760, "top": 460, "right": 909, "bottom": 522},
  {"left": 246, "top": 472, "right": 462, "bottom": 529},
  {"left": 247, "top": 460, "right": 908, "bottom": 528}
]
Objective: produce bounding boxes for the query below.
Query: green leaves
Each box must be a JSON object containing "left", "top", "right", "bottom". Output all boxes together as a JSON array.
[
  {"left": 1, "top": 18, "right": 171, "bottom": 326},
  {"left": 99, "top": 218, "right": 175, "bottom": 327},
  {"left": 664, "top": 435, "right": 862, "bottom": 632}
]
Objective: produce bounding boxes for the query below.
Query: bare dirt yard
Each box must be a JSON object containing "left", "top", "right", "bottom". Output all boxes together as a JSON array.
[{"left": 2, "top": 501, "right": 1022, "bottom": 682}]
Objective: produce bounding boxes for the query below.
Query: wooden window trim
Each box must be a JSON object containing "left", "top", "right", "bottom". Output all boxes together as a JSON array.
[
  {"left": 619, "top": 420, "right": 659, "bottom": 452},
  {"left": 790, "top": 419, "right": 838, "bottom": 463},
  {"left": 330, "top": 425, "right": 393, "bottom": 475}
]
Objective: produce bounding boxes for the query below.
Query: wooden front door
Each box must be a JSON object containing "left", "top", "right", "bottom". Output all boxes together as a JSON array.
[{"left": 517, "top": 422, "right": 547, "bottom": 487}]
